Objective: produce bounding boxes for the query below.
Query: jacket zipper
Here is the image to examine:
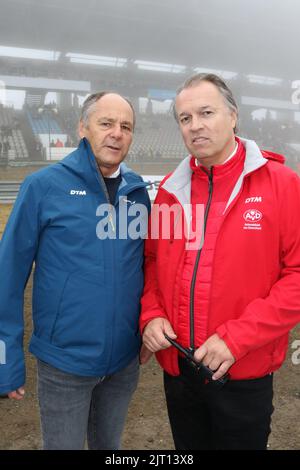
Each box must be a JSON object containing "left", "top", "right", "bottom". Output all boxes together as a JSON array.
[
  {"left": 199, "top": 164, "right": 268, "bottom": 348},
  {"left": 189, "top": 167, "right": 214, "bottom": 353},
  {"left": 95, "top": 165, "right": 116, "bottom": 232}
]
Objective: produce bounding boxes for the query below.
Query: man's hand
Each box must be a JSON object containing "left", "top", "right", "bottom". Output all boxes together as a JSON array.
[
  {"left": 194, "top": 334, "right": 235, "bottom": 381},
  {"left": 142, "top": 318, "right": 177, "bottom": 352},
  {"left": 139, "top": 344, "right": 153, "bottom": 365},
  {"left": 8, "top": 387, "right": 25, "bottom": 400}
]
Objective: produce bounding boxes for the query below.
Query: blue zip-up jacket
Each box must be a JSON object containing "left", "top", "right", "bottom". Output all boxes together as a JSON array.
[{"left": 0, "top": 138, "right": 150, "bottom": 394}]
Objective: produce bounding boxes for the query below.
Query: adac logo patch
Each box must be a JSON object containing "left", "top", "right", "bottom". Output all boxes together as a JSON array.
[
  {"left": 243, "top": 208, "right": 263, "bottom": 231},
  {"left": 243, "top": 209, "right": 262, "bottom": 222}
]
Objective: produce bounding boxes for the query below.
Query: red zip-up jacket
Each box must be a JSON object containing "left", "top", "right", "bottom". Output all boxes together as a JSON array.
[{"left": 140, "top": 138, "right": 300, "bottom": 379}]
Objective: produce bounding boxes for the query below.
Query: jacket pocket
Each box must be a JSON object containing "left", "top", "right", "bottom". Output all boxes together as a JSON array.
[
  {"left": 32, "top": 266, "right": 70, "bottom": 340},
  {"left": 50, "top": 267, "right": 105, "bottom": 350}
]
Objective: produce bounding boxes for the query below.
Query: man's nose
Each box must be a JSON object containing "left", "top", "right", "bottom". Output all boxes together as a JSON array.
[
  {"left": 190, "top": 116, "right": 204, "bottom": 132},
  {"left": 110, "top": 125, "right": 123, "bottom": 139}
]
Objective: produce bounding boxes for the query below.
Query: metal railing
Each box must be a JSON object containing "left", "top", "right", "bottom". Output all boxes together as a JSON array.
[
  {"left": 0, "top": 175, "right": 164, "bottom": 204},
  {"left": 0, "top": 181, "right": 21, "bottom": 204}
]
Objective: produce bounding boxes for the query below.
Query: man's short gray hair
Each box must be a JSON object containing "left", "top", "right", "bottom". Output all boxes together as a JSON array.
[
  {"left": 173, "top": 73, "right": 238, "bottom": 133},
  {"left": 80, "top": 92, "right": 136, "bottom": 129}
]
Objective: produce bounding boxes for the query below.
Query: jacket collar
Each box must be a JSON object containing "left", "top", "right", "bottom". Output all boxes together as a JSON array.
[
  {"left": 59, "top": 138, "right": 145, "bottom": 194},
  {"left": 161, "top": 137, "right": 270, "bottom": 223},
  {"left": 162, "top": 137, "right": 268, "bottom": 198},
  {"left": 190, "top": 139, "right": 243, "bottom": 180},
  {"left": 223, "top": 137, "right": 269, "bottom": 211}
]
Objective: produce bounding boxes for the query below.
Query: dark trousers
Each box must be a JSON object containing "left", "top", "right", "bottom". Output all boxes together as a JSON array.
[{"left": 164, "top": 357, "right": 274, "bottom": 450}]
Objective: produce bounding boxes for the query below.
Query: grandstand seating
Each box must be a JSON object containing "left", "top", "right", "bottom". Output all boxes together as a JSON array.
[
  {"left": 129, "top": 116, "right": 186, "bottom": 161},
  {"left": 0, "top": 106, "right": 28, "bottom": 160},
  {"left": 0, "top": 104, "right": 299, "bottom": 171},
  {"left": 8, "top": 130, "right": 29, "bottom": 159},
  {"left": 26, "top": 109, "right": 62, "bottom": 135},
  {"left": 59, "top": 107, "right": 80, "bottom": 146}
]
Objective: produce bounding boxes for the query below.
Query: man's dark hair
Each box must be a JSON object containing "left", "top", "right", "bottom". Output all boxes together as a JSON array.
[
  {"left": 173, "top": 73, "right": 238, "bottom": 133},
  {"left": 80, "top": 92, "right": 136, "bottom": 129}
]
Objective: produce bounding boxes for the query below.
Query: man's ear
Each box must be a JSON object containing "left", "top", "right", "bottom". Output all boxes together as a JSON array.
[
  {"left": 231, "top": 112, "right": 237, "bottom": 130},
  {"left": 78, "top": 120, "right": 86, "bottom": 139}
]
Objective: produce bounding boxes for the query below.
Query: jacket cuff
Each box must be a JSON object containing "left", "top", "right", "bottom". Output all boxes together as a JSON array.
[
  {"left": 216, "top": 324, "right": 244, "bottom": 361},
  {"left": 139, "top": 310, "right": 168, "bottom": 334}
]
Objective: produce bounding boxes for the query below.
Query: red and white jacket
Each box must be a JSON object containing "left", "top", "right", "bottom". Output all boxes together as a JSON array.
[{"left": 140, "top": 138, "right": 300, "bottom": 380}]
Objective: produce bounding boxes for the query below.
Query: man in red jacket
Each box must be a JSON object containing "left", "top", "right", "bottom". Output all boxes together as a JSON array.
[{"left": 140, "top": 73, "right": 300, "bottom": 450}]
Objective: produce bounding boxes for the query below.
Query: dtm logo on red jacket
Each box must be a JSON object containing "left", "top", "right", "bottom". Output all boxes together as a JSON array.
[{"left": 243, "top": 209, "right": 263, "bottom": 231}]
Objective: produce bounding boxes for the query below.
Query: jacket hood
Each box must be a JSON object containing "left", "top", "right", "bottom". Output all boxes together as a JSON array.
[{"left": 261, "top": 149, "right": 285, "bottom": 164}]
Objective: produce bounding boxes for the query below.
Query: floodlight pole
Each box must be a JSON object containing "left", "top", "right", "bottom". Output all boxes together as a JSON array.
[{"left": 47, "top": 109, "right": 51, "bottom": 161}]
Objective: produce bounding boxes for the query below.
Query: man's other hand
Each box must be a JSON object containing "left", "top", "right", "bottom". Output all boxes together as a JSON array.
[
  {"left": 142, "top": 318, "right": 177, "bottom": 352},
  {"left": 194, "top": 334, "right": 235, "bottom": 380},
  {"left": 139, "top": 344, "right": 153, "bottom": 365},
  {"left": 8, "top": 387, "right": 25, "bottom": 400}
]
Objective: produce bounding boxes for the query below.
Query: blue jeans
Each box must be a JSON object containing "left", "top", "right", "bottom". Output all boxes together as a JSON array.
[{"left": 37, "top": 356, "right": 139, "bottom": 450}]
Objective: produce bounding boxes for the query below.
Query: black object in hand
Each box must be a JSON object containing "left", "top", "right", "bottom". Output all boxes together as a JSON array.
[{"left": 164, "top": 334, "right": 229, "bottom": 387}]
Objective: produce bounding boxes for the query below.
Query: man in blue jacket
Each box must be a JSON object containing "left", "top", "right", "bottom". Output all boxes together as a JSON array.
[{"left": 0, "top": 92, "right": 151, "bottom": 449}]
